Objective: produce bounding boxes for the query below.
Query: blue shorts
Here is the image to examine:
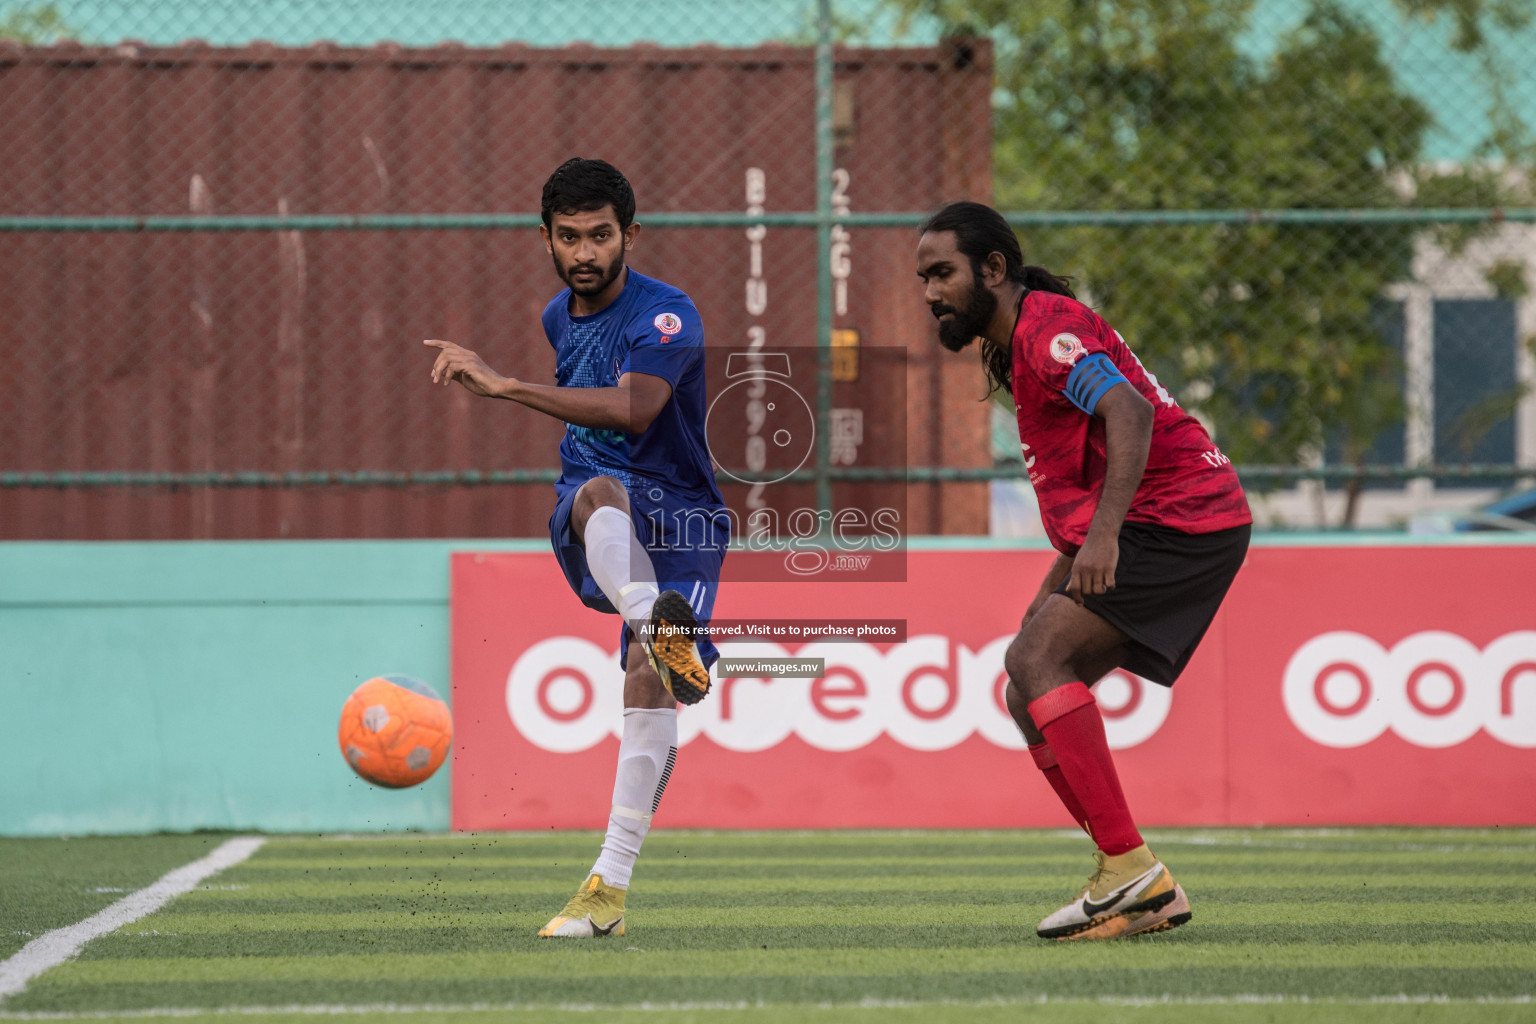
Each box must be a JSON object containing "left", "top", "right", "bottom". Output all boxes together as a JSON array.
[{"left": 548, "top": 479, "right": 729, "bottom": 670}]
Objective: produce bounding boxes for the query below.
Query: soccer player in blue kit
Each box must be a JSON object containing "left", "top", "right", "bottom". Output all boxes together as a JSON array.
[{"left": 425, "top": 158, "right": 728, "bottom": 938}]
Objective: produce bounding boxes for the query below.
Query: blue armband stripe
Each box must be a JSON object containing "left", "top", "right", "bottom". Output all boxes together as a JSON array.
[{"left": 1064, "top": 352, "right": 1127, "bottom": 414}]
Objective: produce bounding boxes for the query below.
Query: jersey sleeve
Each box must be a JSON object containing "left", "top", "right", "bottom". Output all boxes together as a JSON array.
[
  {"left": 622, "top": 300, "right": 703, "bottom": 388},
  {"left": 1017, "top": 310, "right": 1126, "bottom": 416},
  {"left": 540, "top": 296, "right": 563, "bottom": 349}
]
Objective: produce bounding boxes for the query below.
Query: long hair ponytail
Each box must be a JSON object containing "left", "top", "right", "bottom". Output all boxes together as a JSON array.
[{"left": 1021, "top": 265, "right": 1075, "bottom": 299}]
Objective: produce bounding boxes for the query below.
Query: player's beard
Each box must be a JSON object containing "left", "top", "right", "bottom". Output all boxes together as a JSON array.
[
  {"left": 555, "top": 248, "right": 626, "bottom": 298},
  {"left": 932, "top": 280, "right": 997, "bottom": 353}
]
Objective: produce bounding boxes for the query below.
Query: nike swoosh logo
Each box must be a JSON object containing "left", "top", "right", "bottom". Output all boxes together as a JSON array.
[
  {"left": 590, "top": 916, "right": 622, "bottom": 936},
  {"left": 1080, "top": 890, "right": 1127, "bottom": 917},
  {"left": 1081, "top": 865, "right": 1162, "bottom": 917}
]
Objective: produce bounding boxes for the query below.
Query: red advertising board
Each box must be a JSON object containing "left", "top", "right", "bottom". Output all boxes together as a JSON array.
[{"left": 450, "top": 545, "right": 1536, "bottom": 830}]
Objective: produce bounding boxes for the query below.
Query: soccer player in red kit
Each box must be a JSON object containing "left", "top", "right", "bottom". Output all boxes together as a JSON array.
[{"left": 916, "top": 202, "right": 1252, "bottom": 941}]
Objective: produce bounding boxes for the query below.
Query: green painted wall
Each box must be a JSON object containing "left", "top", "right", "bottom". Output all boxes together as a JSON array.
[
  {"left": 0, "top": 540, "right": 541, "bottom": 837},
  {"left": 4, "top": 534, "right": 1533, "bottom": 837}
]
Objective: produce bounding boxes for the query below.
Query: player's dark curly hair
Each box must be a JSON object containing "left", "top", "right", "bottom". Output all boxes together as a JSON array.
[
  {"left": 921, "top": 201, "right": 1075, "bottom": 398},
  {"left": 541, "top": 158, "right": 637, "bottom": 231}
]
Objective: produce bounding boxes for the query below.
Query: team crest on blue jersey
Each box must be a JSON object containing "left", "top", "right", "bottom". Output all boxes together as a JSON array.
[
  {"left": 1050, "top": 333, "right": 1087, "bottom": 366},
  {"left": 654, "top": 312, "right": 683, "bottom": 336}
]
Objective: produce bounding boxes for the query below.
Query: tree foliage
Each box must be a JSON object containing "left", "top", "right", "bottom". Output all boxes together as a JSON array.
[
  {"left": 891, "top": 0, "right": 1531, "bottom": 488},
  {"left": 0, "top": 2, "right": 70, "bottom": 42}
]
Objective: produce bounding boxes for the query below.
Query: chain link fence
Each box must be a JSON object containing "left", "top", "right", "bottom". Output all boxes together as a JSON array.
[{"left": 2, "top": 0, "right": 1534, "bottom": 538}]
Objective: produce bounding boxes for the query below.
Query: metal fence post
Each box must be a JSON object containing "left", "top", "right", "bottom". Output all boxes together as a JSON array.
[{"left": 814, "top": 0, "right": 835, "bottom": 522}]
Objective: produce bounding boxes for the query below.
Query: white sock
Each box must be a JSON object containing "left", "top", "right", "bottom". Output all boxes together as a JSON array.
[
  {"left": 584, "top": 504, "right": 660, "bottom": 628},
  {"left": 590, "top": 707, "right": 678, "bottom": 889}
]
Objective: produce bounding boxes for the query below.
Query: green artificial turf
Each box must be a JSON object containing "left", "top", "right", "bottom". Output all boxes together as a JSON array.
[
  {"left": 1, "top": 829, "right": 1532, "bottom": 1022},
  {"left": 0, "top": 833, "right": 236, "bottom": 960}
]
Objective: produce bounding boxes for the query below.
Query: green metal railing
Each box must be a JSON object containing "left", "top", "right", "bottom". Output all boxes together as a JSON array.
[
  {"left": 3, "top": 465, "right": 1527, "bottom": 490},
  {"left": 3, "top": 207, "right": 1535, "bottom": 233},
  {"left": 813, "top": 0, "right": 836, "bottom": 519}
]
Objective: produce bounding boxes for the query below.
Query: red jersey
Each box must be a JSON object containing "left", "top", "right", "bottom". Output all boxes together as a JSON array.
[{"left": 1010, "top": 290, "right": 1251, "bottom": 555}]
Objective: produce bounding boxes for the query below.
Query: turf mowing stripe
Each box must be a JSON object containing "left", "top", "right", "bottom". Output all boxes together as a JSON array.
[
  {"left": 210, "top": 863, "right": 1524, "bottom": 885},
  {"left": 1158, "top": 835, "right": 1536, "bottom": 855},
  {"left": 275, "top": 827, "right": 1536, "bottom": 843},
  {"left": 237, "top": 855, "right": 1087, "bottom": 870},
  {"left": 232, "top": 848, "right": 1533, "bottom": 871},
  {"left": 170, "top": 872, "right": 1536, "bottom": 901},
  {"left": 33, "top": 943, "right": 1536, "bottom": 985},
  {"left": 0, "top": 838, "right": 265, "bottom": 1002},
  {"left": 212, "top": 862, "right": 1522, "bottom": 883},
  {"left": 143, "top": 884, "right": 1521, "bottom": 920},
  {"left": 0, "top": 993, "right": 1533, "bottom": 1021},
  {"left": 257, "top": 837, "right": 1536, "bottom": 859},
  {"left": 126, "top": 900, "right": 1536, "bottom": 934}
]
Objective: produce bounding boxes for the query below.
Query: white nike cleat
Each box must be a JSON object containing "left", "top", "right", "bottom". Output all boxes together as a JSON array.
[
  {"left": 1037, "top": 844, "right": 1189, "bottom": 941},
  {"left": 538, "top": 873, "right": 626, "bottom": 938}
]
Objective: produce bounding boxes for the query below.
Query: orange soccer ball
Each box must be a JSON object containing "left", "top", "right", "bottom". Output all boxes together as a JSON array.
[{"left": 338, "top": 675, "right": 452, "bottom": 788}]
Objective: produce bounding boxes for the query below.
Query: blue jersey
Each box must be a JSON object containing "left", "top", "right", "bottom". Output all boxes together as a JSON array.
[{"left": 541, "top": 269, "right": 722, "bottom": 506}]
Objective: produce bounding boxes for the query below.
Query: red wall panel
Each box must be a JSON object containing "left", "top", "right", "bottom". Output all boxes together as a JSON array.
[{"left": 451, "top": 544, "right": 1536, "bottom": 829}]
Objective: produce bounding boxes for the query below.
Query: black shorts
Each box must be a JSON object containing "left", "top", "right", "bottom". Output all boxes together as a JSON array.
[{"left": 1054, "top": 521, "right": 1251, "bottom": 687}]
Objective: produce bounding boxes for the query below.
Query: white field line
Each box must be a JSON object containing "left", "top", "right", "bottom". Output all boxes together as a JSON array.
[
  {"left": 0, "top": 995, "right": 1532, "bottom": 1019},
  {"left": 0, "top": 837, "right": 266, "bottom": 1004}
]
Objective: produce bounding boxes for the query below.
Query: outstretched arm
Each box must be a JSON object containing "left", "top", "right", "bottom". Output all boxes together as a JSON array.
[
  {"left": 424, "top": 339, "right": 672, "bottom": 434},
  {"left": 1066, "top": 381, "right": 1153, "bottom": 604}
]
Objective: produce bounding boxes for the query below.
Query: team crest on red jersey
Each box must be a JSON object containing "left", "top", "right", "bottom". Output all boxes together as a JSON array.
[{"left": 1049, "top": 332, "right": 1087, "bottom": 365}]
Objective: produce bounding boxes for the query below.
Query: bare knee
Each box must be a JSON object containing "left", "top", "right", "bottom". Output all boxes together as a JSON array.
[
  {"left": 1003, "top": 635, "right": 1061, "bottom": 741},
  {"left": 571, "top": 476, "right": 630, "bottom": 541},
  {"left": 1004, "top": 680, "right": 1045, "bottom": 745},
  {"left": 1005, "top": 596, "right": 1128, "bottom": 708},
  {"left": 1004, "top": 631, "right": 1066, "bottom": 706}
]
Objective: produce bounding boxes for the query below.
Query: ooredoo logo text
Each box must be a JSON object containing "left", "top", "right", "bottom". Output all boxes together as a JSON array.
[
  {"left": 1283, "top": 630, "right": 1536, "bottom": 749},
  {"left": 506, "top": 636, "right": 1171, "bottom": 754}
]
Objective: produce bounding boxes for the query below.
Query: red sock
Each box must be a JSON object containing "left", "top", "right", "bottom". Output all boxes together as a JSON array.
[
  {"left": 1027, "top": 682, "right": 1143, "bottom": 856},
  {"left": 1029, "top": 742, "right": 1091, "bottom": 836}
]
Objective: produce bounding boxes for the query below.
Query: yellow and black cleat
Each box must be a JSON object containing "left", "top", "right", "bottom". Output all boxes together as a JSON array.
[
  {"left": 645, "top": 589, "right": 711, "bottom": 705},
  {"left": 538, "top": 873, "right": 627, "bottom": 938}
]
